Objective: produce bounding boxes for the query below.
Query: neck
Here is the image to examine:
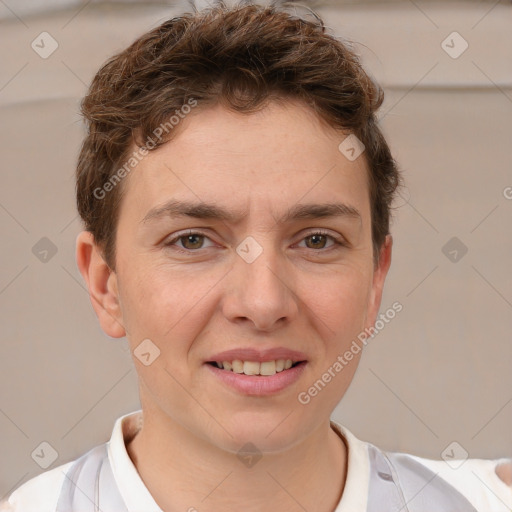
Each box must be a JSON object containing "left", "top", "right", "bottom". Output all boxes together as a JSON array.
[{"left": 126, "top": 410, "right": 347, "bottom": 512}]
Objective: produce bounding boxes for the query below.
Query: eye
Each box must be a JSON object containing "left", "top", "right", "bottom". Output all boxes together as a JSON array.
[
  {"left": 164, "top": 230, "right": 215, "bottom": 252},
  {"left": 297, "top": 230, "right": 344, "bottom": 250},
  {"left": 164, "top": 229, "right": 345, "bottom": 254}
]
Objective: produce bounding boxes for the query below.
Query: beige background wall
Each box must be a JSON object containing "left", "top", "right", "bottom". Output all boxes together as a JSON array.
[{"left": 1, "top": 0, "right": 511, "bottom": 498}]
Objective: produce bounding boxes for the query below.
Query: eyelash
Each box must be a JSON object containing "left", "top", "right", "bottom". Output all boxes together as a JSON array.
[{"left": 164, "top": 229, "right": 346, "bottom": 254}]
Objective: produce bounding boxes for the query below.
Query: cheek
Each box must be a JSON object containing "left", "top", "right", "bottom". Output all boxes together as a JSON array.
[
  {"left": 304, "top": 265, "right": 372, "bottom": 338},
  {"left": 119, "top": 267, "right": 209, "bottom": 404},
  {"left": 120, "top": 263, "right": 216, "bottom": 348},
  {"left": 120, "top": 255, "right": 372, "bottom": 342}
]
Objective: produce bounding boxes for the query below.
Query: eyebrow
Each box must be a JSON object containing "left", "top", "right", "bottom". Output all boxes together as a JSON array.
[{"left": 141, "top": 199, "right": 361, "bottom": 225}]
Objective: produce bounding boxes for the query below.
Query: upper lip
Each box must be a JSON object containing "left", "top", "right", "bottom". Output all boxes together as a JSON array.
[{"left": 206, "top": 347, "right": 308, "bottom": 363}]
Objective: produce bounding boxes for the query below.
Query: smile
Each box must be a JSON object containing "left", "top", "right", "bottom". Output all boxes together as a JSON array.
[
  {"left": 209, "top": 359, "right": 303, "bottom": 376},
  {"left": 205, "top": 359, "right": 307, "bottom": 395}
]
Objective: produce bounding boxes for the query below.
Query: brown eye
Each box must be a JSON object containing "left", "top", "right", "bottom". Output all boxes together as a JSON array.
[
  {"left": 164, "top": 230, "right": 214, "bottom": 252},
  {"left": 305, "top": 234, "right": 328, "bottom": 249},
  {"left": 299, "top": 231, "right": 341, "bottom": 250},
  {"left": 180, "top": 233, "right": 205, "bottom": 250}
]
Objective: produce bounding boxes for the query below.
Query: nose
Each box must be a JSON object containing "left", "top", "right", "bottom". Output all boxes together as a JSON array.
[{"left": 221, "top": 240, "right": 299, "bottom": 332}]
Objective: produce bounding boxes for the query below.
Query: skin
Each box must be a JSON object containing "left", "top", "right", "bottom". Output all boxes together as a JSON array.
[
  {"left": 76, "top": 99, "right": 392, "bottom": 512},
  {"left": 496, "top": 462, "right": 512, "bottom": 486}
]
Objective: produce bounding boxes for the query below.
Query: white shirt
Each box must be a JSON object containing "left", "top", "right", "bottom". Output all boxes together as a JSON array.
[{"left": 3, "top": 410, "right": 511, "bottom": 511}]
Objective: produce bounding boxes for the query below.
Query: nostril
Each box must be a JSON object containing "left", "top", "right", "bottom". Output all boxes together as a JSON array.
[{"left": 495, "top": 461, "right": 512, "bottom": 486}]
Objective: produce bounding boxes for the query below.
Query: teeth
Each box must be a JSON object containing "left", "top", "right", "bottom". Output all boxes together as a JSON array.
[
  {"left": 260, "top": 361, "right": 276, "bottom": 376},
  {"left": 215, "top": 359, "right": 300, "bottom": 375},
  {"left": 243, "top": 361, "right": 260, "bottom": 375},
  {"left": 232, "top": 360, "right": 244, "bottom": 373}
]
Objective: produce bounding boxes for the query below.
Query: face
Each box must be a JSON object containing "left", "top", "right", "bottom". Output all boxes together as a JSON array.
[{"left": 82, "top": 99, "right": 391, "bottom": 453}]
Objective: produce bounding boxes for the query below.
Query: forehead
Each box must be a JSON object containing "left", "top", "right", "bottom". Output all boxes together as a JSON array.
[{"left": 119, "top": 100, "right": 370, "bottom": 224}]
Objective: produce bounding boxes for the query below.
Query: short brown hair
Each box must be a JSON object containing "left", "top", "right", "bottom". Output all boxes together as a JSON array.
[{"left": 76, "top": 2, "right": 401, "bottom": 270}]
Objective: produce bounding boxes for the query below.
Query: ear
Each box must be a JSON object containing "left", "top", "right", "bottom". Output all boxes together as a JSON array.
[
  {"left": 75, "top": 231, "right": 126, "bottom": 338},
  {"left": 364, "top": 234, "right": 393, "bottom": 330}
]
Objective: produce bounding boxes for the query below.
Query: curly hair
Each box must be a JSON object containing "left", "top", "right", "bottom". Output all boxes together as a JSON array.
[{"left": 76, "top": 2, "right": 401, "bottom": 270}]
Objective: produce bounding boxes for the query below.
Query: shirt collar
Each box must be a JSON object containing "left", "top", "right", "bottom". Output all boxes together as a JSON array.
[
  {"left": 330, "top": 420, "right": 370, "bottom": 511},
  {"left": 107, "top": 410, "right": 163, "bottom": 512},
  {"left": 107, "top": 410, "right": 370, "bottom": 512}
]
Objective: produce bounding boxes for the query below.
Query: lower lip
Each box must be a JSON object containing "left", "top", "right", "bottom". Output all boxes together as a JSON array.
[{"left": 205, "top": 362, "right": 307, "bottom": 396}]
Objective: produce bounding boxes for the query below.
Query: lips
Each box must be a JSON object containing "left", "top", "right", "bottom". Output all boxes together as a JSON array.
[
  {"left": 206, "top": 348, "right": 307, "bottom": 376},
  {"left": 209, "top": 359, "right": 299, "bottom": 376},
  {"left": 204, "top": 347, "right": 308, "bottom": 395},
  {"left": 205, "top": 361, "right": 307, "bottom": 395},
  {"left": 206, "top": 347, "right": 308, "bottom": 365}
]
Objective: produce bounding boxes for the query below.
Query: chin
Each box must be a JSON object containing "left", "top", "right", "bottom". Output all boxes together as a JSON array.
[{"left": 208, "top": 409, "right": 310, "bottom": 454}]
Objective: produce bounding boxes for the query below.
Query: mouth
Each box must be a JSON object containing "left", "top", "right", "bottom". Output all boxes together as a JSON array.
[
  {"left": 207, "top": 359, "right": 306, "bottom": 376},
  {"left": 205, "top": 358, "right": 308, "bottom": 396}
]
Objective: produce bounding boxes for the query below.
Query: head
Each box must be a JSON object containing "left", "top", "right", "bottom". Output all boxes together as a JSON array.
[{"left": 76, "top": 3, "right": 401, "bottom": 453}]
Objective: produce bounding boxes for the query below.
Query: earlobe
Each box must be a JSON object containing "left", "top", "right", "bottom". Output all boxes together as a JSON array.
[{"left": 75, "top": 231, "right": 126, "bottom": 338}]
